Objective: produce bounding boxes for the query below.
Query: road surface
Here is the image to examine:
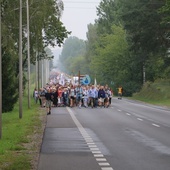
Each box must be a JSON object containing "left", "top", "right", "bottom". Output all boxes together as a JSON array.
[{"left": 38, "top": 97, "right": 170, "bottom": 170}]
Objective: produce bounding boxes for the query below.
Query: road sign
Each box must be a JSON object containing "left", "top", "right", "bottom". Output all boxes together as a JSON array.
[{"left": 81, "top": 75, "right": 91, "bottom": 85}]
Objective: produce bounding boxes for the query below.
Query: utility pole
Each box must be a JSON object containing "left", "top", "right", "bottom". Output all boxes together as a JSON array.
[
  {"left": 42, "top": 60, "right": 44, "bottom": 87},
  {"left": 45, "top": 59, "right": 48, "bottom": 84},
  {"left": 19, "top": 0, "right": 23, "bottom": 119},
  {"left": 78, "top": 70, "right": 80, "bottom": 85},
  {"left": 0, "top": 2, "right": 2, "bottom": 139},
  {"left": 38, "top": 53, "right": 40, "bottom": 91},
  {"left": 143, "top": 62, "right": 146, "bottom": 85},
  {"left": 27, "top": 0, "right": 31, "bottom": 109},
  {"left": 35, "top": 51, "right": 38, "bottom": 88}
]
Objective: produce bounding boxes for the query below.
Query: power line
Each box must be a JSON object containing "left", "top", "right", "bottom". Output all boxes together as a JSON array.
[
  {"left": 64, "top": 1, "right": 100, "bottom": 4},
  {"left": 64, "top": 7, "right": 97, "bottom": 9}
]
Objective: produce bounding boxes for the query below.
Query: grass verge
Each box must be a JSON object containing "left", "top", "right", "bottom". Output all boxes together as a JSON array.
[
  {"left": 0, "top": 95, "right": 46, "bottom": 170},
  {"left": 131, "top": 80, "right": 170, "bottom": 107}
]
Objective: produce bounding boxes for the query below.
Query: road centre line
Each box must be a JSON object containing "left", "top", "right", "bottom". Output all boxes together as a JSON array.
[
  {"left": 117, "top": 109, "right": 122, "bottom": 112},
  {"left": 152, "top": 123, "right": 160, "bottom": 127},
  {"left": 67, "top": 107, "right": 115, "bottom": 170},
  {"left": 137, "top": 118, "right": 143, "bottom": 121},
  {"left": 124, "top": 111, "right": 162, "bottom": 128}
]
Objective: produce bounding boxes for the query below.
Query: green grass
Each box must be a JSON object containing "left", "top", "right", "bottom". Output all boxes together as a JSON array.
[
  {"left": 131, "top": 79, "right": 170, "bottom": 107},
  {"left": 0, "top": 94, "right": 45, "bottom": 170}
]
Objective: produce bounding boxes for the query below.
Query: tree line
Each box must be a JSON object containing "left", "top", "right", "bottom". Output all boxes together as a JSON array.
[
  {"left": 59, "top": 0, "right": 170, "bottom": 96},
  {"left": 1, "top": 0, "right": 70, "bottom": 113}
]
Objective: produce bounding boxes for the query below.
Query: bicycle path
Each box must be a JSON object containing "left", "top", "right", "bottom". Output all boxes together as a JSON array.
[{"left": 37, "top": 107, "right": 100, "bottom": 170}]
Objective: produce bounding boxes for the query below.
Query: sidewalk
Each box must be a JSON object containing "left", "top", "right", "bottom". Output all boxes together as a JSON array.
[{"left": 37, "top": 107, "right": 99, "bottom": 170}]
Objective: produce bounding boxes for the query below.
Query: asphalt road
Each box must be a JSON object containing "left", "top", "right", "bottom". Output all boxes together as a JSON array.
[{"left": 38, "top": 97, "right": 170, "bottom": 170}]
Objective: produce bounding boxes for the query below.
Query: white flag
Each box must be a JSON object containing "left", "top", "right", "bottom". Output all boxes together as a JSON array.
[{"left": 94, "top": 78, "right": 97, "bottom": 87}]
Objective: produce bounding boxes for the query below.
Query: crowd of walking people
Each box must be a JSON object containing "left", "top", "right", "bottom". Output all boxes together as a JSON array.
[{"left": 33, "top": 83, "right": 114, "bottom": 115}]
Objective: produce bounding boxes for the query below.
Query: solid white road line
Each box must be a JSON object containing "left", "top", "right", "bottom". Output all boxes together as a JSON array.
[{"left": 67, "top": 107, "right": 115, "bottom": 170}]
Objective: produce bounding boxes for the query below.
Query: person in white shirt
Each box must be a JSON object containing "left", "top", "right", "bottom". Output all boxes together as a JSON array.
[{"left": 83, "top": 86, "right": 89, "bottom": 108}]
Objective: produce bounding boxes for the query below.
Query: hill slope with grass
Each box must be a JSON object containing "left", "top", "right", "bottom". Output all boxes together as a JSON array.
[{"left": 132, "top": 79, "right": 170, "bottom": 107}]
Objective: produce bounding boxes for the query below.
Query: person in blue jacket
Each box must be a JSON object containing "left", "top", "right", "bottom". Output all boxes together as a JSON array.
[{"left": 98, "top": 86, "right": 105, "bottom": 108}]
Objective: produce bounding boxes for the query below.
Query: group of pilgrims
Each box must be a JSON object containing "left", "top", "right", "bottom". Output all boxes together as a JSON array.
[{"left": 33, "top": 82, "right": 113, "bottom": 115}]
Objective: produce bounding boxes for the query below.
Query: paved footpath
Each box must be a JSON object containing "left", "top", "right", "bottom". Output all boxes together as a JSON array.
[{"left": 37, "top": 107, "right": 101, "bottom": 170}]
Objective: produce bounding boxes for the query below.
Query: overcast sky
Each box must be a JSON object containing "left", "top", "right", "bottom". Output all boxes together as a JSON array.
[
  {"left": 61, "top": 0, "right": 101, "bottom": 40},
  {"left": 51, "top": 0, "right": 101, "bottom": 61}
]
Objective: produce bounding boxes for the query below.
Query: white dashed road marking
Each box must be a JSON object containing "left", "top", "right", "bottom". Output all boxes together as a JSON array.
[
  {"left": 90, "top": 148, "right": 100, "bottom": 151},
  {"left": 137, "top": 118, "right": 143, "bottom": 121},
  {"left": 67, "top": 107, "right": 114, "bottom": 170},
  {"left": 92, "top": 151, "right": 102, "bottom": 154},
  {"left": 94, "top": 154, "right": 104, "bottom": 157},
  {"left": 152, "top": 123, "right": 160, "bottom": 127},
  {"left": 101, "top": 167, "right": 114, "bottom": 170},
  {"left": 99, "top": 163, "right": 110, "bottom": 166},
  {"left": 96, "top": 158, "right": 107, "bottom": 161},
  {"left": 115, "top": 108, "right": 162, "bottom": 129}
]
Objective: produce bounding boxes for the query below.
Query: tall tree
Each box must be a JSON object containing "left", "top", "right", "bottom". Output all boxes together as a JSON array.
[
  {"left": 59, "top": 36, "right": 86, "bottom": 73},
  {"left": 2, "top": 49, "right": 18, "bottom": 112},
  {"left": 1, "top": 0, "right": 69, "bottom": 112},
  {"left": 90, "top": 25, "right": 130, "bottom": 86},
  {"left": 96, "top": 0, "right": 117, "bottom": 34},
  {"left": 115, "top": 0, "right": 167, "bottom": 84}
]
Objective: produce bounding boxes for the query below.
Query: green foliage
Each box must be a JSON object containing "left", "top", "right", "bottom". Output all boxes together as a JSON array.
[
  {"left": 158, "top": 0, "right": 170, "bottom": 58},
  {"left": 90, "top": 24, "right": 141, "bottom": 95},
  {"left": 59, "top": 0, "right": 170, "bottom": 96},
  {"left": 2, "top": 49, "right": 18, "bottom": 112},
  {"left": 0, "top": 0, "right": 70, "bottom": 112},
  {"left": 68, "top": 56, "right": 88, "bottom": 75},
  {"left": 59, "top": 36, "right": 86, "bottom": 73},
  {"left": 96, "top": 0, "right": 117, "bottom": 34},
  {"left": 117, "top": 0, "right": 165, "bottom": 53}
]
